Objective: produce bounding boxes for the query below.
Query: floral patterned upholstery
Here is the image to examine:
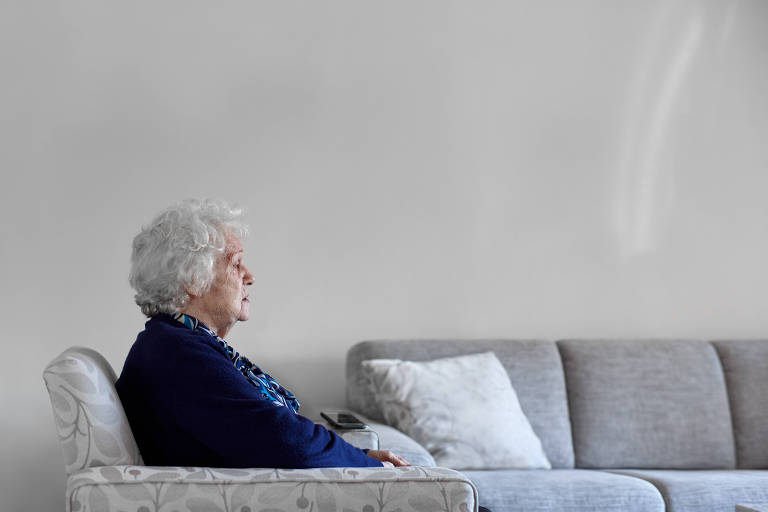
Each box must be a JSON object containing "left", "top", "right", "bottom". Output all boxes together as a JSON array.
[
  {"left": 68, "top": 465, "right": 477, "bottom": 512},
  {"left": 43, "top": 347, "right": 142, "bottom": 474},
  {"left": 44, "top": 347, "right": 478, "bottom": 512}
]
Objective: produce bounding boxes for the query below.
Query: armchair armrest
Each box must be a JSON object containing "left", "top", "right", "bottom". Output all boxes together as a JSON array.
[{"left": 67, "top": 465, "right": 478, "bottom": 512}]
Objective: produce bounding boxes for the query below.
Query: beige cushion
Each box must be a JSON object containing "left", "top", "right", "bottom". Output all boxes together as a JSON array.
[{"left": 361, "top": 351, "right": 551, "bottom": 470}]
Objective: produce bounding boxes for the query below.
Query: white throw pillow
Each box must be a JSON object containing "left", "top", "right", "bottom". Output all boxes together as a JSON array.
[{"left": 361, "top": 351, "right": 551, "bottom": 470}]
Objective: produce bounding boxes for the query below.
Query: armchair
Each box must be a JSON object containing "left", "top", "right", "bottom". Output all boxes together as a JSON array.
[{"left": 43, "top": 347, "right": 478, "bottom": 512}]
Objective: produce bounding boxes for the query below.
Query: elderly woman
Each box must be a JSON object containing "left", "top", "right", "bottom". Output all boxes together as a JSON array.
[{"left": 116, "top": 199, "right": 408, "bottom": 469}]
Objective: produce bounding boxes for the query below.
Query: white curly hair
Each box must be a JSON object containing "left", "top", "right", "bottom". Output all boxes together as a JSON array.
[{"left": 129, "top": 198, "right": 248, "bottom": 317}]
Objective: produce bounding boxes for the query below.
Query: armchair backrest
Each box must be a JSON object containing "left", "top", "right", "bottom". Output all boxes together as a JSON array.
[{"left": 43, "top": 347, "right": 141, "bottom": 475}]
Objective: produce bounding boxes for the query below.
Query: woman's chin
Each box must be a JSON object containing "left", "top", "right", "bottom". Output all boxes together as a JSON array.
[{"left": 238, "top": 302, "right": 251, "bottom": 321}]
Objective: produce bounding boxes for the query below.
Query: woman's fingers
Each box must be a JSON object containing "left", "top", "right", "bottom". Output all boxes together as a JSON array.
[
  {"left": 392, "top": 453, "right": 411, "bottom": 466},
  {"left": 368, "top": 450, "right": 412, "bottom": 467}
]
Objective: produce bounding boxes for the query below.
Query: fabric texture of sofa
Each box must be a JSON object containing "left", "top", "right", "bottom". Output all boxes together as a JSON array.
[
  {"left": 347, "top": 339, "right": 768, "bottom": 512},
  {"left": 43, "top": 347, "right": 478, "bottom": 512}
]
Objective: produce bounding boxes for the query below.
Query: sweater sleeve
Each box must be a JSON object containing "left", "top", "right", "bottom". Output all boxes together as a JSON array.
[{"left": 172, "top": 336, "right": 382, "bottom": 469}]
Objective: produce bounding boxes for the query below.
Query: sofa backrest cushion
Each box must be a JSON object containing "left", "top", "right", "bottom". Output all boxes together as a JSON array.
[
  {"left": 347, "top": 339, "right": 575, "bottom": 468},
  {"left": 558, "top": 339, "right": 736, "bottom": 469},
  {"left": 43, "top": 347, "right": 142, "bottom": 475},
  {"left": 712, "top": 340, "right": 768, "bottom": 469}
]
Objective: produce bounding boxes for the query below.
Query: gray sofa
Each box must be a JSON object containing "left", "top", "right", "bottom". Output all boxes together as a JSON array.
[{"left": 346, "top": 339, "right": 768, "bottom": 512}]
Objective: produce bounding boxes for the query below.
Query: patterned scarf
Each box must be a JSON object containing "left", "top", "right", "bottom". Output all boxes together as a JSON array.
[{"left": 170, "top": 313, "right": 300, "bottom": 413}]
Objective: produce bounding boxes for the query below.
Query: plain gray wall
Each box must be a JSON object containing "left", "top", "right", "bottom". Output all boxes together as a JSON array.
[{"left": 1, "top": 0, "right": 767, "bottom": 510}]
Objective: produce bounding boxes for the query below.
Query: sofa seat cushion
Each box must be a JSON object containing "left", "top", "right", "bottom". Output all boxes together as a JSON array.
[
  {"left": 609, "top": 470, "right": 768, "bottom": 512},
  {"left": 67, "top": 465, "right": 477, "bottom": 512},
  {"left": 462, "top": 469, "right": 664, "bottom": 512}
]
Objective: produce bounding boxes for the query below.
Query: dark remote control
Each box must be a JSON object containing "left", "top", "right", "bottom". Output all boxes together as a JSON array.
[{"left": 321, "top": 411, "right": 366, "bottom": 429}]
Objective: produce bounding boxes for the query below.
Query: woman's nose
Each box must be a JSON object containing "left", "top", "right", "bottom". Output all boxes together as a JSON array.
[{"left": 243, "top": 266, "right": 255, "bottom": 285}]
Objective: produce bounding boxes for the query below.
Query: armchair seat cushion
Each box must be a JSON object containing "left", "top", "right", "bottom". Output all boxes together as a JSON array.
[{"left": 67, "top": 465, "right": 477, "bottom": 512}]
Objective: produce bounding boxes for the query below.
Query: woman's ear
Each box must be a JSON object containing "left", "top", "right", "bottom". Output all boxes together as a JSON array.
[{"left": 184, "top": 284, "right": 202, "bottom": 299}]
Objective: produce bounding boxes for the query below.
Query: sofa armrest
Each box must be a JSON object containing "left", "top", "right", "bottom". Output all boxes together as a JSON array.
[
  {"left": 318, "top": 420, "right": 380, "bottom": 451},
  {"left": 363, "top": 421, "right": 436, "bottom": 467},
  {"left": 67, "top": 465, "right": 478, "bottom": 512},
  {"left": 348, "top": 411, "right": 436, "bottom": 467}
]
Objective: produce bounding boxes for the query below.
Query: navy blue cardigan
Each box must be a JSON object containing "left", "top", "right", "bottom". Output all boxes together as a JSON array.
[{"left": 115, "top": 315, "right": 381, "bottom": 468}]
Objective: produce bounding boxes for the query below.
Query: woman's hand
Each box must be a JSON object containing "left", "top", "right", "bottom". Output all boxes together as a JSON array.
[{"left": 367, "top": 449, "right": 411, "bottom": 467}]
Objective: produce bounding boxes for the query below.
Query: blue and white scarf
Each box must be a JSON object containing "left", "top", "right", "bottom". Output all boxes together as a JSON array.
[{"left": 171, "top": 313, "right": 300, "bottom": 413}]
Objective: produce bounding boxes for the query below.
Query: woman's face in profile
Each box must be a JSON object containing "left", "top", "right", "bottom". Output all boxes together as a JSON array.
[{"left": 198, "top": 231, "right": 254, "bottom": 328}]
